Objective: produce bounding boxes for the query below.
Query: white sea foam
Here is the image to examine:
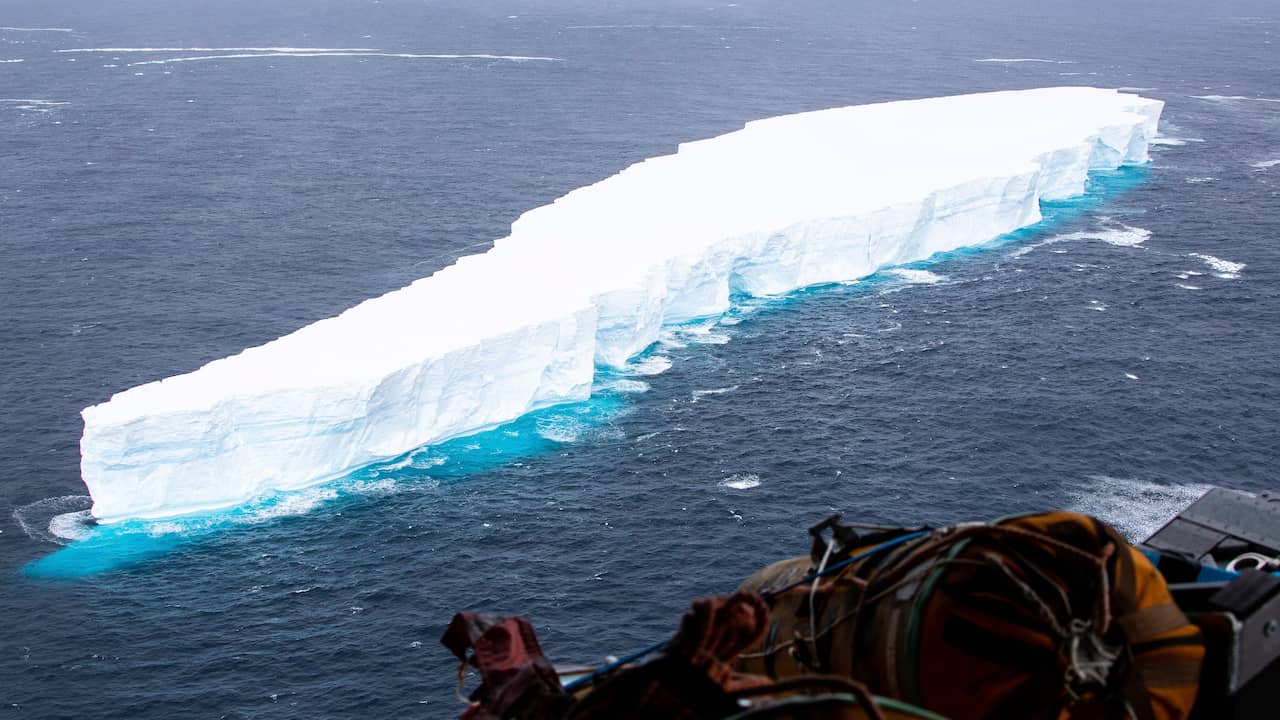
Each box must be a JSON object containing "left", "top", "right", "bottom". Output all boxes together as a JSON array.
[
  {"left": 1011, "top": 223, "right": 1151, "bottom": 257},
  {"left": 719, "top": 473, "right": 762, "bottom": 490},
  {"left": 886, "top": 268, "right": 946, "bottom": 285},
  {"left": 13, "top": 496, "right": 94, "bottom": 545},
  {"left": 0, "top": 98, "right": 68, "bottom": 105},
  {"left": 1177, "top": 284, "right": 1202, "bottom": 290},
  {"left": 0, "top": 58, "right": 23, "bottom": 63},
  {"left": 1189, "top": 253, "right": 1245, "bottom": 279},
  {"left": 248, "top": 488, "right": 339, "bottom": 523},
  {"left": 565, "top": 24, "right": 699, "bottom": 30},
  {"left": 78, "top": 88, "right": 1167, "bottom": 523},
  {"left": 47, "top": 509, "right": 95, "bottom": 542},
  {"left": 126, "top": 51, "right": 562, "bottom": 66},
  {"left": 1189, "top": 94, "right": 1280, "bottom": 104},
  {"left": 691, "top": 385, "right": 739, "bottom": 403},
  {"left": 630, "top": 355, "right": 673, "bottom": 376},
  {"left": 600, "top": 378, "right": 651, "bottom": 394},
  {"left": 1251, "top": 159, "right": 1280, "bottom": 170},
  {"left": 58, "top": 47, "right": 379, "bottom": 53},
  {"left": 1149, "top": 137, "right": 1188, "bottom": 146},
  {"left": 535, "top": 416, "right": 585, "bottom": 443},
  {"left": 1058, "top": 225, "right": 1150, "bottom": 248},
  {"left": 1068, "top": 476, "right": 1209, "bottom": 542},
  {"left": 0, "top": 26, "right": 75, "bottom": 32},
  {"left": 974, "top": 58, "right": 1075, "bottom": 64}
]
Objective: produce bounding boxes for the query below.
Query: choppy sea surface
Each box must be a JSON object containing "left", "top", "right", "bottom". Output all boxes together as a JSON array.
[{"left": 3, "top": 0, "right": 1279, "bottom": 716}]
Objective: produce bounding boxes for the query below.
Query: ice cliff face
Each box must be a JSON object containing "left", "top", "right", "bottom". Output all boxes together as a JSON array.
[{"left": 80, "top": 87, "right": 1164, "bottom": 522}]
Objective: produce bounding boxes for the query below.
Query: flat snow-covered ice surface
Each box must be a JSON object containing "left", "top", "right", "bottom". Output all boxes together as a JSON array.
[{"left": 80, "top": 87, "right": 1163, "bottom": 523}]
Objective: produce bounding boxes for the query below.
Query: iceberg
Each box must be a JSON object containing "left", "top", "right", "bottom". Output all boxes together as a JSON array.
[{"left": 80, "top": 87, "right": 1163, "bottom": 523}]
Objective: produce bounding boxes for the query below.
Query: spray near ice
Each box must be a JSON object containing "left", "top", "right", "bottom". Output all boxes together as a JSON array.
[{"left": 80, "top": 87, "right": 1164, "bottom": 523}]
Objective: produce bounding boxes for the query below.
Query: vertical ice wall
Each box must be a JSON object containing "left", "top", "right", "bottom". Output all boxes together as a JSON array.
[{"left": 80, "top": 87, "right": 1163, "bottom": 522}]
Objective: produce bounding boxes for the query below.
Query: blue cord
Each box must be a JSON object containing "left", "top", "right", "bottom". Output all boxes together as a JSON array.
[
  {"left": 561, "top": 638, "right": 668, "bottom": 692},
  {"left": 762, "top": 529, "right": 929, "bottom": 598}
]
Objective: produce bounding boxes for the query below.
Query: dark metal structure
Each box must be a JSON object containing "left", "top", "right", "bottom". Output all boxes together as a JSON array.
[{"left": 1142, "top": 489, "right": 1280, "bottom": 720}]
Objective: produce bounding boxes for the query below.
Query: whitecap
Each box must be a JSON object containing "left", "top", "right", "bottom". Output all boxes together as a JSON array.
[
  {"left": 0, "top": 26, "right": 75, "bottom": 32},
  {"left": 57, "top": 46, "right": 379, "bottom": 53},
  {"left": 126, "top": 51, "right": 562, "bottom": 66},
  {"left": 0, "top": 98, "right": 68, "bottom": 106},
  {"left": 13, "top": 496, "right": 94, "bottom": 545},
  {"left": 1063, "top": 225, "right": 1150, "bottom": 247},
  {"left": 1067, "top": 476, "right": 1209, "bottom": 542},
  {"left": 1189, "top": 253, "right": 1245, "bottom": 279},
  {"left": 0, "top": 59, "right": 23, "bottom": 63},
  {"left": 245, "top": 488, "right": 340, "bottom": 524},
  {"left": 629, "top": 355, "right": 673, "bottom": 376},
  {"left": 974, "top": 57, "right": 1075, "bottom": 64},
  {"left": 1177, "top": 284, "right": 1202, "bottom": 290},
  {"left": 1012, "top": 224, "right": 1149, "bottom": 256},
  {"left": 886, "top": 268, "right": 945, "bottom": 285},
  {"left": 691, "top": 331, "right": 730, "bottom": 345},
  {"left": 351, "top": 478, "right": 396, "bottom": 494},
  {"left": 145, "top": 521, "right": 187, "bottom": 537},
  {"left": 691, "top": 385, "right": 739, "bottom": 403},
  {"left": 1251, "top": 159, "right": 1280, "bottom": 170},
  {"left": 599, "top": 378, "right": 650, "bottom": 394},
  {"left": 534, "top": 416, "right": 584, "bottom": 443},
  {"left": 1185, "top": 177, "right": 1215, "bottom": 184},
  {"left": 719, "top": 473, "right": 761, "bottom": 490},
  {"left": 565, "top": 24, "right": 699, "bottom": 30},
  {"left": 48, "top": 510, "right": 96, "bottom": 543}
]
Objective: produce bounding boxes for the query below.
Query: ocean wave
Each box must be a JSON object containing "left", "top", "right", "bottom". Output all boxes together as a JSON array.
[
  {"left": 125, "top": 51, "right": 562, "bottom": 66},
  {"left": 629, "top": 355, "right": 673, "bottom": 376},
  {"left": 57, "top": 46, "right": 379, "bottom": 53},
  {"left": 1014, "top": 224, "right": 1150, "bottom": 257},
  {"left": 1190, "top": 94, "right": 1280, "bottom": 104},
  {"left": 1189, "top": 253, "right": 1245, "bottom": 279},
  {"left": 12, "top": 495, "right": 94, "bottom": 545},
  {"left": 691, "top": 385, "right": 739, "bottom": 403},
  {"left": 1149, "top": 137, "right": 1202, "bottom": 146},
  {"left": 886, "top": 268, "right": 946, "bottom": 285},
  {"left": 974, "top": 57, "right": 1075, "bottom": 64},
  {"left": 718, "top": 473, "right": 761, "bottom": 490},
  {"left": 0, "top": 26, "right": 75, "bottom": 32}
]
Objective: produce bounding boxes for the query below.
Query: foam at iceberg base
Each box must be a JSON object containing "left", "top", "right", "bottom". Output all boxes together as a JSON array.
[{"left": 80, "top": 87, "right": 1164, "bottom": 523}]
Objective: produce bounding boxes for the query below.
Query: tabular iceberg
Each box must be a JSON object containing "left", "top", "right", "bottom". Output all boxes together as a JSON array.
[{"left": 80, "top": 87, "right": 1164, "bottom": 523}]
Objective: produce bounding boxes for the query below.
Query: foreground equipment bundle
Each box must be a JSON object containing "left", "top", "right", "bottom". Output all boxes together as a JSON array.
[
  {"left": 739, "top": 512, "right": 1204, "bottom": 719},
  {"left": 442, "top": 510, "right": 1216, "bottom": 719}
]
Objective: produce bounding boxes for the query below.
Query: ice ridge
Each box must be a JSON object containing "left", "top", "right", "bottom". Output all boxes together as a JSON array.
[{"left": 80, "top": 87, "right": 1164, "bottom": 523}]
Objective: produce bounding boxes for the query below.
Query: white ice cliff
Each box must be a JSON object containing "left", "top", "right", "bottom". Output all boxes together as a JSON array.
[{"left": 80, "top": 87, "right": 1164, "bottom": 522}]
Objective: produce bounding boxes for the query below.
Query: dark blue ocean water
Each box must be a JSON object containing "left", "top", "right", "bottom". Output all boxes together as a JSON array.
[{"left": 2, "top": 0, "right": 1278, "bottom": 717}]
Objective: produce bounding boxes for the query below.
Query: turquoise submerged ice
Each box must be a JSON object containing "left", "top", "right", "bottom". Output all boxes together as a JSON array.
[{"left": 79, "top": 87, "right": 1164, "bottom": 523}]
